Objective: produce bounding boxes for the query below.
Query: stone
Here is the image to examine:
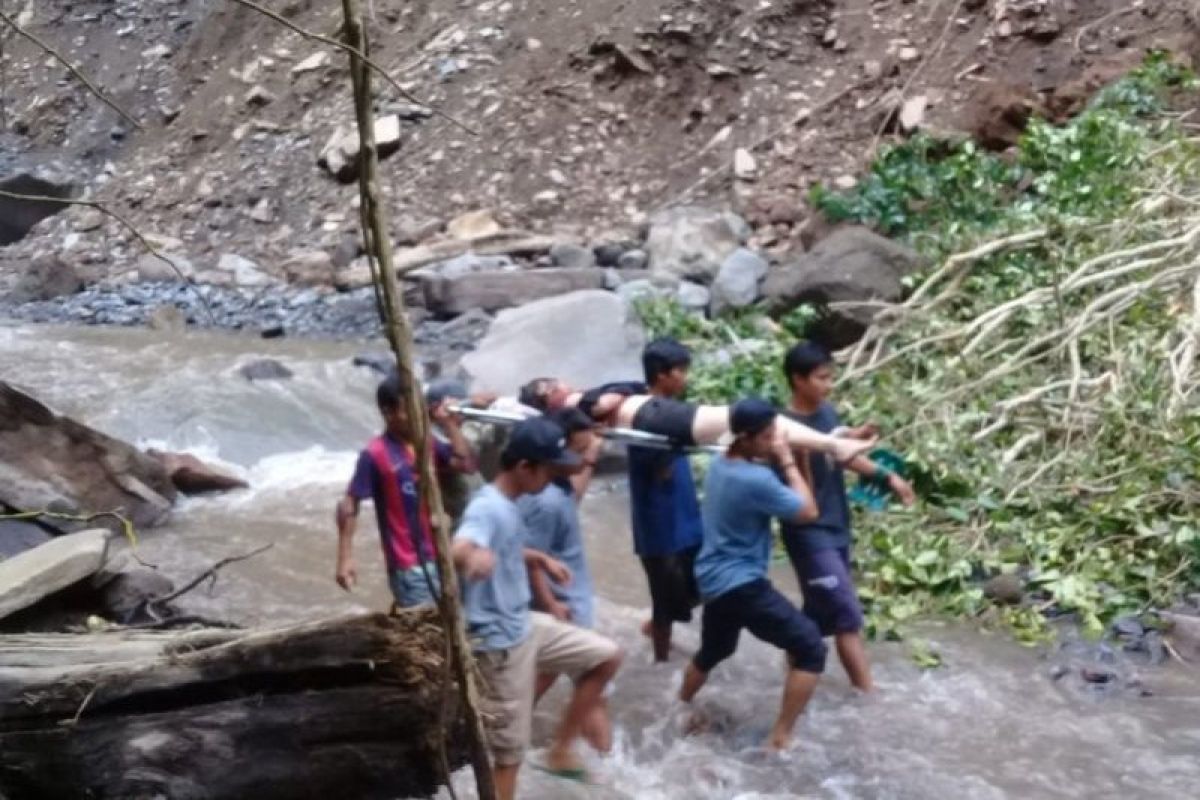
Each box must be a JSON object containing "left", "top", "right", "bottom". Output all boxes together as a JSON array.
[
  {"left": 710, "top": 247, "right": 768, "bottom": 314},
  {"left": 982, "top": 573, "right": 1025, "bottom": 605},
  {"left": 863, "top": 59, "right": 884, "bottom": 81},
  {"left": 291, "top": 51, "right": 330, "bottom": 75},
  {"left": 249, "top": 198, "right": 275, "bottom": 224},
  {"left": 428, "top": 253, "right": 515, "bottom": 279},
  {"left": 99, "top": 568, "right": 175, "bottom": 623},
  {"left": 549, "top": 242, "right": 596, "bottom": 270},
  {"left": 245, "top": 85, "right": 276, "bottom": 107},
  {"left": 145, "top": 449, "right": 249, "bottom": 495},
  {"left": 352, "top": 352, "right": 396, "bottom": 376},
  {"left": 74, "top": 209, "right": 104, "bottom": 232},
  {"left": 645, "top": 206, "right": 749, "bottom": 283},
  {"left": 0, "top": 529, "right": 115, "bottom": 621},
  {"left": 733, "top": 148, "right": 758, "bottom": 181},
  {"left": 0, "top": 382, "right": 175, "bottom": 529},
  {"left": 239, "top": 359, "right": 294, "bottom": 381},
  {"left": 282, "top": 251, "right": 336, "bottom": 286},
  {"left": 676, "top": 281, "right": 711, "bottom": 313},
  {"left": 334, "top": 263, "right": 373, "bottom": 291},
  {"left": 0, "top": 519, "right": 53, "bottom": 558},
  {"left": 0, "top": 173, "right": 73, "bottom": 245},
  {"left": 762, "top": 226, "right": 921, "bottom": 349},
  {"left": 1161, "top": 611, "right": 1200, "bottom": 661},
  {"left": 446, "top": 209, "right": 501, "bottom": 240},
  {"left": 218, "top": 253, "right": 273, "bottom": 287},
  {"left": 593, "top": 243, "right": 627, "bottom": 267},
  {"left": 898, "top": 46, "right": 920, "bottom": 63},
  {"left": 318, "top": 116, "right": 403, "bottom": 183},
  {"left": 5, "top": 253, "right": 83, "bottom": 303},
  {"left": 422, "top": 268, "right": 606, "bottom": 317},
  {"left": 462, "top": 290, "right": 645, "bottom": 395},
  {"left": 898, "top": 95, "right": 928, "bottom": 133},
  {"left": 148, "top": 305, "right": 187, "bottom": 332},
  {"left": 617, "top": 249, "right": 649, "bottom": 270}
]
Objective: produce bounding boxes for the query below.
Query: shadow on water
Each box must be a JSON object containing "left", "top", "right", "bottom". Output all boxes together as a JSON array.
[{"left": 3, "top": 323, "right": 1198, "bottom": 799}]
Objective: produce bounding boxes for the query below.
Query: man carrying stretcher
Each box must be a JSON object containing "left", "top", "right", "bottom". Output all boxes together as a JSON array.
[{"left": 516, "top": 377, "right": 874, "bottom": 463}]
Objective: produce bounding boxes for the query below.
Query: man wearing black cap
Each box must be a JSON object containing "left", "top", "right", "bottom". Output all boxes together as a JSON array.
[
  {"left": 679, "top": 397, "right": 828, "bottom": 751},
  {"left": 452, "top": 416, "right": 623, "bottom": 799}
]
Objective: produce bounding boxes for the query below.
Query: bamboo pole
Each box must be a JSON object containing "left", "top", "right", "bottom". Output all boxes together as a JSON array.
[{"left": 338, "top": 1, "right": 496, "bottom": 797}]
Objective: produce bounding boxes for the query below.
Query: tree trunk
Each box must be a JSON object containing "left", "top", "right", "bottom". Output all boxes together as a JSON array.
[{"left": 0, "top": 612, "right": 467, "bottom": 800}]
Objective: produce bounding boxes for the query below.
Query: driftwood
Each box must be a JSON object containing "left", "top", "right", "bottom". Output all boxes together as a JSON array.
[{"left": 0, "top": 611, "right": 467, "bottom": 799}]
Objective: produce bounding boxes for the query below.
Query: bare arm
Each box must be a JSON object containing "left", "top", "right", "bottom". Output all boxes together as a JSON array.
[
  {"left": 847, "top": 455, "right": 916, "bottom": 506},
  {"left": 452, "top": 538, "right": 495, "bottom": 580},
  {"left": 568, "top": 436, "right": 604, "bottom": 502},
  {"left": 431, "top": 401, "right": 478, "bottom": 473},
  {"left": 335, "top": 495, "right": 360, "bottom": 591},
  {"left": 772, "top": 433, "right": 820, "bottom": 524},
  {"left": 527, "top": 554, "right": 571, "bottom": 620}
]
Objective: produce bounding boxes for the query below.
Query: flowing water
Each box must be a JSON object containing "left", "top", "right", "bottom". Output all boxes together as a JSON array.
[{"left": 3, "top": 322, "right": 1198, "bottom": 800}]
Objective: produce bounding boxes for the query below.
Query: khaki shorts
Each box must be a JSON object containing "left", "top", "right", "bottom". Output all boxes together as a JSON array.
[{"left": 475, "top": 612, "right": 619, "bottom": 766}]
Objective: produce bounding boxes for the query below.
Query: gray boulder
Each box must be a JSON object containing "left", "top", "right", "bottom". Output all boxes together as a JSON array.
[
  {"left": 218, "top": 253, "right": 273, "bottom": 288},
  {"left": 762, "top": 226, "right": 920, "bottom": 348},
  {"left": 549, "top": 242, "right": 596, "bottom": 270},
  {"left": 318, "top": 115, "right": 403, "bottom": 183},
  {"left": 99, "top": 568, "right": 175, "bottom": 622},
  {"left": 282, "top": 251, "right": 336, "bottom": 286},
  {"left": 138, "top": 252, "right": 194, "bottom": 283},
  {"left": 676, "top": 281, "right": 711, "bottom": 313},
  {"left": 428, "top": 253, "right": 515, "bottom": 279},
  {"left": 617, "top": 248, "right": 649, "bottom": 270},
  {"left": 0, "top": 173, "right": 73, "bottom": 245},
  {"left": 462, "top": 290, "right": 645, "bottom": 395},
  {"left": 0, "top": 528, "right": 115, "bottom": 621},
  {"left": 5, "top": 253, "right": 83, "bottom": 303},
  {"left": 645, "top": 206, "right": 750, "bottom": 283},
  {"left": 710, "top": 248, "right": 768, "bottom": 314},
  {"left": 239, "top": 359, "right": 294, "bottom": 381},
  {"left": 422, "top": 268, "right": 605, "bottom": 317},
  {"left": 0, "top": 382, "right": 175, "bottom": 531},
  {"left": 0, "top": 519, "right": 54, "bottom": 558}
]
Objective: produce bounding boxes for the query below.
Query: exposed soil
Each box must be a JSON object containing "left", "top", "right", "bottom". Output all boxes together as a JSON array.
[{"left": 2, "top": 0, "right": 1198, "bottom": 289}]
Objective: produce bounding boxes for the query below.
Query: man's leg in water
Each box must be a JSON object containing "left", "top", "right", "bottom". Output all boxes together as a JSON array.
[
  {"left": 536, "top": 671, "right": 613, "bottom": 752},
  {"left": 768, "top": 668, "right": 821, "bottom": 750}
]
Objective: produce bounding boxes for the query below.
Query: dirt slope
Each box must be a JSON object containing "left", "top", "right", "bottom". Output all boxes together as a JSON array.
[{"left": 2, "top": 0, "right": 1198, "bottom": 285}]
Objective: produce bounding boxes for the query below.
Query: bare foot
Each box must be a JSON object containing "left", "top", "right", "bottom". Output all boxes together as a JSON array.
[
  {"left": 766, "top": 729, "right": 792, "bottom": 751},
  {"left": 641, "top": 619, "right": 653, "bottom": 639},
  {"left": 544, "top": 746, "right": 587, "bottom": 776},
  {"left": 683, "top": 709, "right": 711, "bottom": 736}
]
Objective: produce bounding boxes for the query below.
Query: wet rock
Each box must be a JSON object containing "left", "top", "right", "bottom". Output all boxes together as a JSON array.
[
  {"left": 593, "top": 243, "right": 627, "bottom": 267},
  {"left": 0, "top": 383, "right": 175, "bottom": 530},
  {"left": 138, "top": 252, "right": 194, "bottom": 282},
  {"left": 0, "top": 519, "right": 54, "bottom": 558},
  {"left": 645, "top": 206, "right": 750, "bottom": 283},
  {"left": 710, "top": 248, "right": 768, "bottom": 314},
  {"left": 5, "top": 253, "right": 83, "bottom": 303},
  {"left": 1080, "top": 667, "right": 1116, "bottom": 685},
  {"left": 983, "top": 573, "right": 1025, "bottom": 605},
  {"left": 148, "top": 304, "right": 187, "bottom": 332},
  {"left": 353, "top": 352, "right": 396, "bottom": 376},
  {"left": 146, "top": 449, "right": 248, "bottom": 495},
  {"left": 549, "top": 242, "right": 596, "bottom": 270},
  {"left": 615, "top": 278, "right": 665, "bottom": 306},
  {"left": 1112, "top": 616, "right": 1145, "bottom": 640},
  {"left": 617, "top": 249, "right": 649, "bottom": 270},
  {"left": 239, "top": 359, "right": 294, "bottom": 381},
  {"left": 0, "top": 528, "right": 115, "bottom": 621},
  {"left": 462, "top": 290, "right": 645, "bottom": 395},
  {"left": 0, "top": 173, "right": 73, "bottom": 245},
  {"left": 762, "top": 226, "right": 920, "bottom": 349},
  {"left": 282, "top": 251, "right": 336, "bottom": 286},
  {"left": 318, "top": 116, "right": 402, "bottom": 183},
  {"left": 1160, "top": 611, "right": 1200, "bottom": 661},
  {"left": 446, "top": 209, "right": 500, "bottom": 240},
  {"left": 99, "top": 568, "right": 175, "bottom": 623},
  {"left": 423, "top": 268, "right": 605, "bottom": 317}
]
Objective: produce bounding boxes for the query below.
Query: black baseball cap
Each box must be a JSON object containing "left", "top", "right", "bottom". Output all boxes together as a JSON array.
[
  {"left": 730, "top": 397, "right": 778, "bottom": 436},
  {"left": 502, "top": 417, "right": 582, "bottom": 467}
]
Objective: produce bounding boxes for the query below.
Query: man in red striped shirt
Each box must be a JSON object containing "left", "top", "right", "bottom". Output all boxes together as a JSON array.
[{"left": 335, "top": 375, "right": 477, "bottom": 607}]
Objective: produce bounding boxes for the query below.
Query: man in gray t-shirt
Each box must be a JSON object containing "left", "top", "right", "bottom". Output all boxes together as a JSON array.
[{"left": 452, "top": 417, "right": 623, "bottom": 799}]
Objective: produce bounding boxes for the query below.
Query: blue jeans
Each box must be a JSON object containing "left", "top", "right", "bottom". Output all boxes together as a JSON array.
[{"left": 389, "top": 563, "right": 441, "bottom": 607}]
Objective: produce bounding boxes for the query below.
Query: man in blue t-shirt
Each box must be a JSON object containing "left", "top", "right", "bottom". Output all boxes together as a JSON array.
[
  {"left": 628, "top": 337, "right": 705, "bottom": 662},
  {"left": 452, "top": 417, "right": 622, "bottom": 799},
  {"left": 780, "top": 342, "right": 915, "bottom": 692},
  {"left": 680, "top": 398, "right": 827, "bottom": 751}
]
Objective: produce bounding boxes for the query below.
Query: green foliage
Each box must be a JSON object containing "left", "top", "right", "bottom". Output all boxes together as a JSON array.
[{"left": 640, "top": 54, "right": 1200, "bottom": 644}]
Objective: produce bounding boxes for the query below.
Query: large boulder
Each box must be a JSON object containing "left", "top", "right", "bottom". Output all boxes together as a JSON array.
[
  {"left": 762, "top": 226, "right": 920, "bottom": 348},
  {"left": 710, "top": 247, "right": 768, "bottom": 314},
  {"left": 4, "top": 252, "right": 83, "bottom": 303},
  {"left": 0, "top": 382, "right": 176, "bottom": 530},
  {"left": 645, "top": 206, "right": 750, "bottom": 283},
  {"left": 422, "top": 268, "right": 605, "bottom": 317},
  {"left": 462, "top": 290, "right": 645, "bottom": 395},
  {"left": 0, "top": 528, "right": 115, "bottom": 621},
  {"left": 145, "top": 450, "right": 249, "bottom": 495},
  {"left": 318, "top": 115, "right": 402, "bottom": 183},
  {"left": 0, "top": 519, "right": 54, "bottom": 558},
  {"left": 0, "top": 173, "right": 73, "bottom": 245}
]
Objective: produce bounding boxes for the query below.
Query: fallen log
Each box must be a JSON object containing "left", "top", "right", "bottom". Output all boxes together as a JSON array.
[{"left": 0, "top": 611, "right": 467, "bottom": 800}]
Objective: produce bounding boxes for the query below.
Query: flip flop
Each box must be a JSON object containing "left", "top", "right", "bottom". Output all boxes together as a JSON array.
[{"left": 531, "top": 762, "right": 592, "bottom": 784}]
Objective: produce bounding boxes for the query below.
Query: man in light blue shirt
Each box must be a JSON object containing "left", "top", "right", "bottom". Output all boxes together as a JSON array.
[
  {"left": 452, "top": 417, "right": 623, "bottom": 799},
  {"left": 681, "top": 398, "right": 828, "bottom": 751}
]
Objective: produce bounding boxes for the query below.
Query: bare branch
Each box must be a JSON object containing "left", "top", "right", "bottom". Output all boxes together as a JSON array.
[
  {"left": 0, "top": 9, "right": 140, "bottom": 130},
  {"left": 0, "top": 189, "right": 216, "bottom": 324},
  {"left": 223, "top": 0, "right": 476, "bottom": 136},
  {"left": 153, "top": 543, "right": 274, "bottom": 607}
]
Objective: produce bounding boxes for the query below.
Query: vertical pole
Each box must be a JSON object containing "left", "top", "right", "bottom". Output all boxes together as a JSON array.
[{"left": 338, "top": 3, "right": 496, "bottom": 798}]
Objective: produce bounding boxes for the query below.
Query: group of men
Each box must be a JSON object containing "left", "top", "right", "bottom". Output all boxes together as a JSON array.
[{"left": 334, "top": 338, "right": 914, "bottom": 799}]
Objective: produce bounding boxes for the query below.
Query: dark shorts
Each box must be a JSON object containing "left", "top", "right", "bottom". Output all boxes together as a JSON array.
[
  {"left": 640, "top": 545, "right": 700, "bottom": 625},
  {"left": 694, "top": 579, "right": 827, "bottom": 674},
  {"left": 632, "top": 397, "right": 698, "bottom": 447},
  {"left": 792, "top": 546, "right": 865, "bottom": 637}
]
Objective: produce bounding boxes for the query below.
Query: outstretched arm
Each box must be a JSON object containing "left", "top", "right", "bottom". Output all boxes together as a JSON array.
[
  {"left": 847, "top": 456, "right": 916, "bottom": 505},
  {"left": 334, "top": 495, "right": 360, "bottom": 591}
]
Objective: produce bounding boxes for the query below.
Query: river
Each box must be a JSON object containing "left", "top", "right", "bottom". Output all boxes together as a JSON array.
[{"left": 2, "top": 322, "right": 1198, "bottom": 799}]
